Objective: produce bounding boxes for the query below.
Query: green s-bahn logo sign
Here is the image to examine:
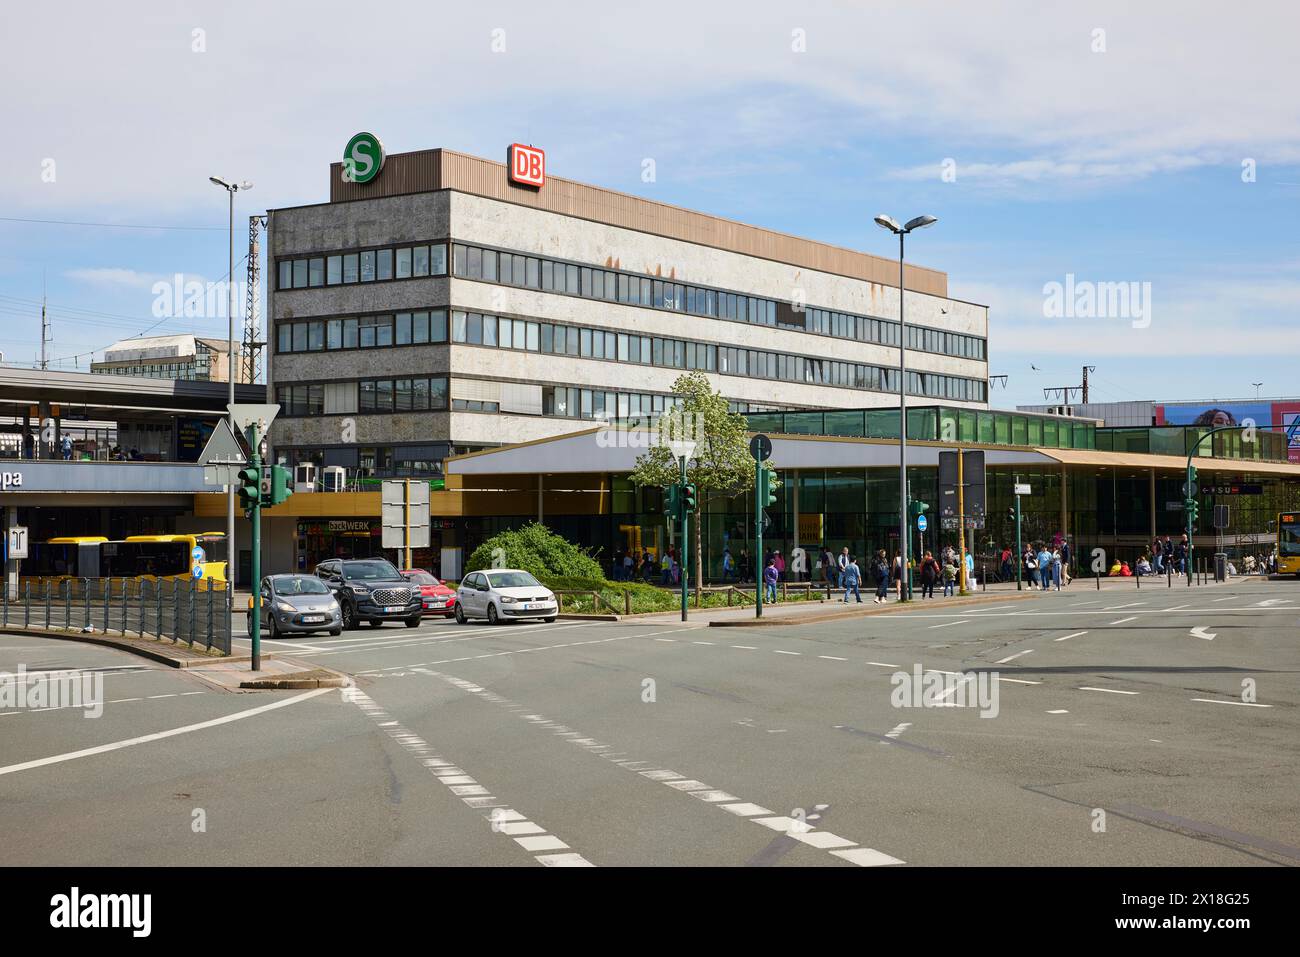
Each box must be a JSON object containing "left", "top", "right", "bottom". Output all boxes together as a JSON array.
[{"left": 342, "top": 132, "right": 385, "bottom": 184}]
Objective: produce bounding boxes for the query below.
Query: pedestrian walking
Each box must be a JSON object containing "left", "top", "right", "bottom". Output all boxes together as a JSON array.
[
  {"left": 872, "top": 550, "right": 890, "bottom": 603},
  {"left": 841, "top": 556, "right": 862, "bottom": 603},
  {"left": 763, "top": 559, "right": 779, "bottom": 603}
]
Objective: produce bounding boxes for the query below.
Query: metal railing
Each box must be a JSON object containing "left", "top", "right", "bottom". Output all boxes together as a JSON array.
[{"left": 1, "top": 578, "right": 232, "bottom": 655}]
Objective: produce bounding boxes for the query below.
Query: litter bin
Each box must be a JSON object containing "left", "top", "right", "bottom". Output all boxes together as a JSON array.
[{"left": 1213, "top": 552, "right": 1227, "bottom": 582}]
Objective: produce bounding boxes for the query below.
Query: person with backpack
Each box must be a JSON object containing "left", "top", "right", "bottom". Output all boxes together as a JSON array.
[
  {"left": 1024, "top": 545, "right": 1039, "bottom": 589},
  {"left": 919, "top": 550, "right": 940, "bottom": 599},
  {"left": 841, "top": 555, "right": 862, "bottom": 603},
  {"left": 866, "top": 550, "right": 885, "bottom": 603},
  {"left": 941, "top": 556, "right": 958, "bottom": 597}
]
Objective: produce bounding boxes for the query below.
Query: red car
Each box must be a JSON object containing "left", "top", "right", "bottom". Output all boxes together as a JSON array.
[{"left": 400, "top": 569, "right": 458, "bottom": 617}]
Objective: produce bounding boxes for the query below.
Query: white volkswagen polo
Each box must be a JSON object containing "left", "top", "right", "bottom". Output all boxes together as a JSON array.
[{"left": 455, "top": 569, "right": 558, "bottom": 625}]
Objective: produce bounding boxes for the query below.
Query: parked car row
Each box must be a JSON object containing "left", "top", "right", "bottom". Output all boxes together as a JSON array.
[{"left": 246, "top": 560, "right": 558, "bottom": 636}]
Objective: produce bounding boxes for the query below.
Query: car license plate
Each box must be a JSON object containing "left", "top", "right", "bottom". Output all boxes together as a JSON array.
[{"left": 384, "top": 606, "right": 403, "bottom": 613}]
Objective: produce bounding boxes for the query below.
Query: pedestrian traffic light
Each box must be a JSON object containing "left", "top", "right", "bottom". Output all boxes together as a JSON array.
[
  {"left": 759, "top": 468, "right": 777, "bottom": 507},
  {"left": 262, "top": 465, "right": 294, "bottom": 507},
  {"left": 237, "top": 465, "right": 261, "bottom": 511},
  {"left": 682, "top": 482, "right": 698, "bottom": 513},
  {"left": 663, "top": 483, "right": 680, "bottom": 516},
  {"left": 1185, "top": 497, "right": 1199, "bottom": 524},
  {"left": 909, "top": 500, "right": 929, "bottom": 519}
]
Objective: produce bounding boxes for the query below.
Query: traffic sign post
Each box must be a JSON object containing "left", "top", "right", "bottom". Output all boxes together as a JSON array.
[
  {"left": 382, "top": 480, "right": 431, "bottom": 570},
  {"left": 751, "top": 435, "right": 774, "bottom": 619},
  {"left": 1014, "top": 476, "right": 1026, "bottom": 591}
]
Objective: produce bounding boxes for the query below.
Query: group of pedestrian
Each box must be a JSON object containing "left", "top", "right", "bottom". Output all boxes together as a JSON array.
[
  {"left": 1023, "top": 540, "right": 1070, "bottom": 591},
  {"left": 1137, "top": 535, "right": 1190, "bottom": 577}
]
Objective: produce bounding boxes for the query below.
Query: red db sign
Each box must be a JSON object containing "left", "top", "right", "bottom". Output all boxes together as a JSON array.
[{"left": 508, "top": 144, "right": 545, "bottom": 188}]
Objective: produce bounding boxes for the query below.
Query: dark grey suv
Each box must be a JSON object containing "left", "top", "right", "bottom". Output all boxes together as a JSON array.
[{"left": 315, "top": 558, "right": 422, "bottom": 630}]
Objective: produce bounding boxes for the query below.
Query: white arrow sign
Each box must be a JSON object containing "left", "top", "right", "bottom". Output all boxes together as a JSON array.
[
  {"left": 1190, "top": 625, "right": 1216, "bottom": 640},
  {"left": 1254, "top": 599, "right": 1290, "bottom": 607}
]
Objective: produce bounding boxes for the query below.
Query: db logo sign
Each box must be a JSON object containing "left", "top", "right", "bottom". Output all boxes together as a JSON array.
[{"left": 508, "top": 143, "right": 545, "bottom": 188}]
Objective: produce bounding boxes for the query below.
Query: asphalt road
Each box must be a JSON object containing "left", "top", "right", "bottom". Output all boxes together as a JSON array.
[{"left": 2, "top": 578, "right": 1297, "bottom": 866}]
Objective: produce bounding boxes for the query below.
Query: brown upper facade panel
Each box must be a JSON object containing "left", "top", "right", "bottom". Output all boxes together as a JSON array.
[{"left": 328, "top": 148, "right": 948, "bottom": 297}]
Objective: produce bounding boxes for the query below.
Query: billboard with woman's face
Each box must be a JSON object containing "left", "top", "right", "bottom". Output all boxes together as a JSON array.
[{"left": 1156, "top": 401, "right": 1300, "bottom": 462}]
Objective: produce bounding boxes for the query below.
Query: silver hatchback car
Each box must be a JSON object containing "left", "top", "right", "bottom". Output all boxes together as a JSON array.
[
  {"left": 455, "top": 569, "right": 558, "bottom": 625},
  {"left": 248, "top": 574, "right": 343, "bottom": 638}
]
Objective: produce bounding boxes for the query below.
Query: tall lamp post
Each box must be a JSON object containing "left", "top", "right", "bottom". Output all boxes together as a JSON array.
[
  {"left": 874, "top": 213, "right": 938, "bottom": 601},
  {"left": 210, "top": 177, "right": 252, "bottom": 621}
]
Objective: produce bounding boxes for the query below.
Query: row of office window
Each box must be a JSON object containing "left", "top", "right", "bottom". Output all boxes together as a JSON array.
[
  {"left": 448, "top": 310, "right": 985, "bottom": 400},
  {"left": 451, "top": 241, "right": 986, "bottom": 362},
  {"left": 277, "top": 310, "right": 448, "bottom": 352},
  {"left": 276, "top": 243, "right": 448, "bottom": 290},
  {"left": 275, "top": 236, "right": 985, "bottom": 363},
  {"left": 276, "top": 377, "right": 449, "bottom": 416}
]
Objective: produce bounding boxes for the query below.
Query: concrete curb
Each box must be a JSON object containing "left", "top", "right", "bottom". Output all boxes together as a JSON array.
[
  {"left": 557, "top": 613, "right": 620, "bottom": 621},
  {"left": 707, "top": 591, "right": 1039, "bottom": 627},
  {"left": 0, "top": 627, "right": 242, "bottom": 668},
  {"left": 239, "top": 672, "right": 351, "bottom": 690}
]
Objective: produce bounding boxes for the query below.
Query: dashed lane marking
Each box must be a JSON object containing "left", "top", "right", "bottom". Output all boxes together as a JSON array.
[
  {"left": 422, "top": 669, "right": 906, "bottom": 867},
  {"left": 927, "top": 620, "right": 971, "bottom": 629},
  {"left": 1053, "top": 631, "right": 1088, "bottom": 642},
  {"left": 1078, "top": 686, "right": 1140, "bottom": 696},
  {"left": 1190, "top": 698, "right": 1273, "bottom": 708},
  {"left": 343, "top": 687, "right": 593, "bottom": 867},
  {"left": 1109, "top": 617, "right": 1138, "bottom": 625},
  {"left": 995, "top": 650, "right": 1033, "bottom": 664}
]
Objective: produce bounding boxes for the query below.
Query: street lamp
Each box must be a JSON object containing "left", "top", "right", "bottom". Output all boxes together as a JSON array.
[
  {"left": 1252, "top": 382, "right": 1263, "bottom": 399},
  {"left": 210, "top": 177, "right": 252, "bottom": 630},
  {"left": 875, "top": 213, "right": 937, "bottom": 601},
  {"left": 666, "top": 410, "right": 698, "bottom": 623}
]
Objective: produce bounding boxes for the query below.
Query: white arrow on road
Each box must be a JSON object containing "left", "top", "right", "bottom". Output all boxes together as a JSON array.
[
  {"left": 1254, "top": 599, "right": 1291, "bottom": 607},
  {"left": 1190, "top": 625, "right": 1216, "bottom": 640}
]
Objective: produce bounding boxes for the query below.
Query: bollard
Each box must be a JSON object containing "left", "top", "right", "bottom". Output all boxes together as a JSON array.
[
  {"left": 1167, "top": 564, "right": 1172, "bottom": 588},
  {"left": 63, "top": 579, "right": 71, "bottom": 629},
  {"left": 102, "top": 578, "right": 111, "bottom": 634},
  {"left": 44, "top": 581, "right": 52, "bottom": 630},
  {"left": 120, "top": 579, "right": 129, "bottom": 636},
  {"left": 82, "top": 578, "right": 91, "bottom": 630},
  {"left": 207, "top": 585, "right": 215, "bottom": 649},
  {"left": 156, "top": 581, "right": 164, "bottom": 639},
  {"left": 24, "top": 581, "right": 31, "bottom": 628}
]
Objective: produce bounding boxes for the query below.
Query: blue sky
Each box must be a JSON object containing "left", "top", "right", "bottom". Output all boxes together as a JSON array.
[{"left": 1, "top": 0, "right": 1297, "bottom": 407}]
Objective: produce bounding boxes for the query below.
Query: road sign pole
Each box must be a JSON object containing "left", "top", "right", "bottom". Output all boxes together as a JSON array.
[
  {"left": 404, "top": 479, "right": 412, "bottom": 571},
  {"left": 679, "top": 455, "right": 688, "bottom": 623},
  {"left": 1015, "top": 474, "right": 1023, "bottom": 591}
]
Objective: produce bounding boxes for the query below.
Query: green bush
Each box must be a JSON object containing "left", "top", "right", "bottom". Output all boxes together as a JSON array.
[{"left": 464, "top": 523, "right": 604, "bottom": 580}]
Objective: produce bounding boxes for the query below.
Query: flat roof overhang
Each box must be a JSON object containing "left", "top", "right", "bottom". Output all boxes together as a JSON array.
[
  {"left": 0, "top": 367, "right": 265, "bottom": 418},
  {"left": 447, "top": 426, "right": 1300, "bottom": 478}
]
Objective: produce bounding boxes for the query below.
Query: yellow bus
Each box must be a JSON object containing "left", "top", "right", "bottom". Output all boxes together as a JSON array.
[
  {"left": 23, "top": 534, "right": 228, "bottom": 589},
  {"left": 1279, "top": 512, "right": 1300, "bottom": 575}
]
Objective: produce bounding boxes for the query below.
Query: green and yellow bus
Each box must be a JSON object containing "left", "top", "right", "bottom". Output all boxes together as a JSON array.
[{"left": 1279, "top": 512, "right": 1300, "bottom": 576}]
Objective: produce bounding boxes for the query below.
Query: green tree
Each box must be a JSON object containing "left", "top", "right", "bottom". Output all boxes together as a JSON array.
[
  {"left": 628, "top": 372, "right": 777, "bottom": 601},
  {"left": 464, "top": 522, "right": 604, "bottom": 581}
]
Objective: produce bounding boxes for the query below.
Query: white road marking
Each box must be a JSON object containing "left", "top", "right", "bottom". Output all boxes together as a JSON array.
[
  {"left": 345, "top": 687, "right": 593, "bottom": 866},
  {"left": 995, "top": 650, "right": 1033, "bottom": 664},
  {"left": 1109, "top": 617, "right": 1138, "bottom": 625},
  {"left": 996, "top": 677, "right": 1042, "bottom": 685},
  {"left": 884, "top": 722, "right": 911, "bottom": 740},
  {"left": 773, "top": 650, "right": 801, "bottom": 656},
  {"left": 1211, "top": 597, "right": 1236, "bottom": 603},
  {"left": 0, "top": 688, "right": 331, "bottom": 778},
  {"left": 1164, "top": 604, "right": 1189, "bottom": 611},
  {"left": 731, "top": 645, "right": 757, "bottom": 650},
  {"left": 1190, "top": 626, "right": 1217, "bottom": 640},
  {"left": 1054, "top": 631, "right": 1088, "bottom": 642},
  {"left": 1046, "top": 709, "right": 1069, "bottom": 714},
  {"left": 927, "top": 619, "right": 971, "bottom": 629},
  {"left": 1190, "top": 698, "right": 1272, "bottom": 708},
  {"left": 426, "top": 669, "right": 907, "bottom": 867},
  {"left": 1104, "top": 602, "right": 1146, "bottom": 610},
  {"left": 866, "top": 661, "right": 900, "bottom": 668},
  {"left": 1078, "top": 686, "right": 1139, "bottom": 695},
  {"left": 818, "top": 655, "right": 848, "bottom": 661},
  {"left": 692, "top": 641, "right": 715, "bottom": 646}
]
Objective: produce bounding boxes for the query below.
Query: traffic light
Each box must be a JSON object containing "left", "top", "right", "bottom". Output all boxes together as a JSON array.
[
  {"left": 909, "top": 500, "right": 929, "bottom": 520},
  {"left": 237, "top": 465, "right": 261, "bottom": 511},
  {"left": 1188, "top": 465, "right": 1198, "bottom": 488},
  {"left": 1008, "top": 506, "right": 1016, "bottom": 522},
  {"left": 758, "top": 468, "right": 778, "bottom": 507},
  {"left": 682, "top": 482, "right": 698, "bottom": 513},
  {"left": 262, "top": 465, "right": 294, "bottom": 507},
  {"left": 1185, "top": 497, "right": 1199, "bottom": 525},
  {"left": 663, "top": 483, "right": 681, "bottom": 516}
]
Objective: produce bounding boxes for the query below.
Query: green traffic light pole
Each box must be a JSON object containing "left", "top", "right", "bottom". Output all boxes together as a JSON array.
[
  {"left": 245, "top": 422, "right": 263, "bottom": 670},
  {"left": 1014, "top": 474, "right": 1023, "bottom": 591},
  {"left": 1182, "top": 421, "right": 1287, "bottom": 586},
  {"left": 754, "top": 456, "right": 763, "bottom": 619}
]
